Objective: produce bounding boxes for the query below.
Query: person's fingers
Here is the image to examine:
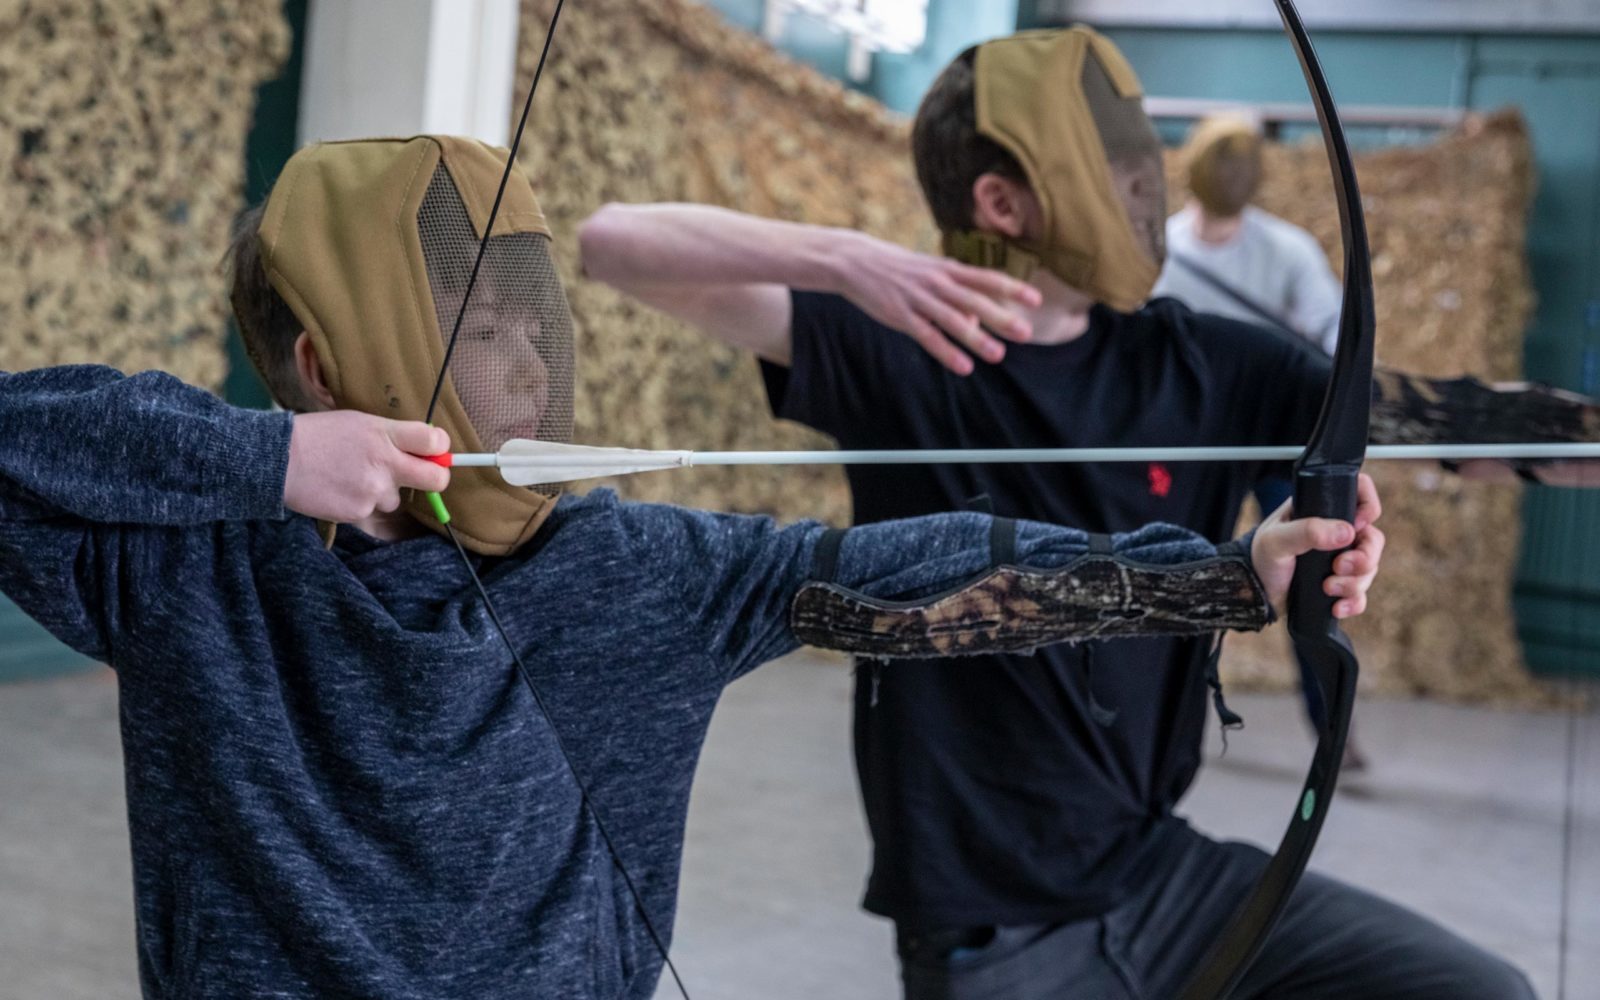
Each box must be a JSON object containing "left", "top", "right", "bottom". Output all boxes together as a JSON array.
[
  {"left": 387, "top": 421, "right": 451, "bottom": 458},
  {"left": 906, "top": 315, "right": 974, "bottom": 376},
  {"left": 1331, "top": 551, "right": 1371, "bottom": 579},
  {"left": 919, "top": 294, "right": 1004, "bottom": 363},
  {"left": 1305, "top": 518, "right": 1356, "bottom": 553},
  {"left": 1263, "top": 497, "right": 1292, "bottom": 526},
  {"left": 1264, "top": 517, "right": 1356, "bottom": 561},
  {"left": 394, "top": 454, "right": 452, "bottom": 495},
  {"left": 1325, "top": 568, "right": 1369, "bottom": 598},
  {"left": 1336, "top": 524, "right": 1385, "bottom": 578},
  {"left": 948, "top": 262, "right": 1043, "bottom": 309},
  {"left": 937, "top": 279, "right": 1033, "bottom": 343},
  {"left": 1351, "top": 473, "right": 1381, "bottom": 530},
  {"left": 372, "top": 485, "right": 402, "bottom": 515},
  {"left": 1325, "top": 526, "right": 1383, "bottom": 610},
  {"left": 1332, "top": 591, "right": 1367, "bottom": 619}
]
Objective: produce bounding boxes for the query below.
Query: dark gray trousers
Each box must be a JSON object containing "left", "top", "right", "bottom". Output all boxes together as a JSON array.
[{"left": 897, "top": 827, "right": 1537, "bottom": 1000}]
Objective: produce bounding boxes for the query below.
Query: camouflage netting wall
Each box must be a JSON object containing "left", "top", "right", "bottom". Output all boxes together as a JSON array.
[
  {"left": 513, "top": 0, "right": 1545, "bottom": 703},
  {"left": 0, "top": 1, "right": 290, "bottom": 388},
  {"left": 514, "top": 0, "right": 927, "bottom": 511},
  {"left": 1195, "top": 119, "right": 1549, "bottom": 704}
]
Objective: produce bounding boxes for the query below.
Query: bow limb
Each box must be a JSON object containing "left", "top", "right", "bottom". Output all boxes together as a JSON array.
[{"left": 1176, "top": 2, "right": 1376, "bottom": 997}]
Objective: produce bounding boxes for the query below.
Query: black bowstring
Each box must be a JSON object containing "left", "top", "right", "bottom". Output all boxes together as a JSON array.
[{"left": 422, "top": 2, "right": 693, "bottom": 996}]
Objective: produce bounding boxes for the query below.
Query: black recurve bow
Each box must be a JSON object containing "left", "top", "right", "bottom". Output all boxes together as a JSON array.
[{"left": 1176, "top": 1, "right": 1376, "bottom": 997}]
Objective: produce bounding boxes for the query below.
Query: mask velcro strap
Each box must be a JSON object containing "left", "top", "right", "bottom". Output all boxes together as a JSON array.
[{"left": 942, "top": 230, "right": 1040, "bottom": 280}]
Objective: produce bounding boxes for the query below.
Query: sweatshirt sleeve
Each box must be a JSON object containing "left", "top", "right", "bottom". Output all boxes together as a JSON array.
[
  {"left": 619, "top": 502, "right": 1267, "bottom": 682},
  {"left": 0, "top": 366, "right": 291, "bottom": 525},
  {"left": 0, "top": 365, "right": 293, "bottom": 660}
]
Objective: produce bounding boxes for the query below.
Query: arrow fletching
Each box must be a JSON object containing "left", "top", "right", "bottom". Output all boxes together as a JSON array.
[{"left": 466, "top": 439, "right": 693, "bottom": 487}]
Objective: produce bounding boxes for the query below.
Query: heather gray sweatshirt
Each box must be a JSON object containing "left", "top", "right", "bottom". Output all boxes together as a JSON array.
[{"left": 0, "top": 366, "right": 1254, "bottom": 999}]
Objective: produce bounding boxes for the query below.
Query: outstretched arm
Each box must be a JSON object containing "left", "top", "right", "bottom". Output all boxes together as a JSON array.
[
  {"left": 1369, "top": 368, "right": 1600, "bottom": 486},
  {"left": 578, "top": 202, "right": 1038, "bottom": 375},
  {"left": 796, "top": 474, "right": 1381, "bottom": 660},
  {"left": 628, "top": 475, "right": 1381, "bottom": 675}
]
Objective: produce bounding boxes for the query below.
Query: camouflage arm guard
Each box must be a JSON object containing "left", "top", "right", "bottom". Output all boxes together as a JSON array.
[
  {"left": 790, "top": 548, "right": 1273, "bottom": 659},
  {"left": 1372, "top": 368, "right": 1600, "bottom": 477}
]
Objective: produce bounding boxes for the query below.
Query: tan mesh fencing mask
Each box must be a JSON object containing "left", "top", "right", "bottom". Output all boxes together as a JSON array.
[
  {"left": 1182, "top": 115, "right": 1265, "bottom": 218},
  {"left": 259, "top": 136, "right": 573, "bottom": 555},
  {"left": 942, "top": 28, "right": 1167, "bottom": 313}
]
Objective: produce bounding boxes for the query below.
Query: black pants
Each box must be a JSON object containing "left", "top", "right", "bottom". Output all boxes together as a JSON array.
[{"left": 896, "top": 825, "right": 1536, "bottom": 1000}]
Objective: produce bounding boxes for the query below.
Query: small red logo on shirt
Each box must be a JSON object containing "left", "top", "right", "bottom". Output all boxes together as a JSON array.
[{"left": 1148, "top": 463, "right": 1173, "bottom": 498}]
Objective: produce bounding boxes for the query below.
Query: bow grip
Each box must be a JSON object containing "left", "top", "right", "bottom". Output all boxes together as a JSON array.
[{"left": 1286, "top": 465, "right": 1359, "bottom": 647}]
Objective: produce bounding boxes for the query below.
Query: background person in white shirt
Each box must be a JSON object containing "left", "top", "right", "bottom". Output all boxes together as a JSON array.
[{"left": 1154, "top": 114, "right": 1343, "bottom": 356}]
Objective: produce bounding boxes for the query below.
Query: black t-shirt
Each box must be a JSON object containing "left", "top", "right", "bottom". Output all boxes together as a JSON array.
[{"left": 762, "top": 291, "right": 1331, "bottom": 930}]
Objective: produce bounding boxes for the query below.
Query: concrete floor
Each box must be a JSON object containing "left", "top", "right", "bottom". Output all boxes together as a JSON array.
[{"left": 0, "top": 657, "right": 1595, "bottom": 1000}]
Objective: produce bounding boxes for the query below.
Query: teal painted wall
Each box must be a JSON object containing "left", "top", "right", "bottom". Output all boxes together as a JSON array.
[
  {"left": 872, "top": 1, "right": 1020, "bottom": 114},
  {"left": 705, "top": 0, "right": 859, "bottom": 84},
  {"left": 0, "top": 608, "right": 96, "bottom": 683},
  {"left": 705, "top": 0, "right": 1019, "bottom": 114},
  {"left": 1469, "top": 39, "right": 1600, "bottom": 675}
]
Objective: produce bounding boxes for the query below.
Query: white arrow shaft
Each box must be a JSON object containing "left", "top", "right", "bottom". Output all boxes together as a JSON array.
[
  {"left": 454, "top": 442, "right": 1600, "bottom": 467},
  {"left": 698, "top": 444, "right": 1600, "bottom": 464},
  {"left": 449, "top": 441, "right": 1600, "bottom": 487}
]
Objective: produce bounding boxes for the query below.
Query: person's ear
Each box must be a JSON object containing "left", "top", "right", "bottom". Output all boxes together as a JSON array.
[
  {"left": 971, "top": 172, "right": 1034, "bottom": 239},
  {"left": 293, "top": 332, "right": 337, "bottom": 410}
]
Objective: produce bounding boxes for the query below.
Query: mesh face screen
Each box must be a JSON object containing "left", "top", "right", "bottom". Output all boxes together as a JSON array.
[
  {"left": 1081, "top": 52, "right": 1167, "bottom": 264},
  {"left": 417, "top": 167, "right": 575, "bottom": 470}
]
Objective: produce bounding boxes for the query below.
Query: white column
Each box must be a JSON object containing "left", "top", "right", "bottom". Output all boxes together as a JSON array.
[
  {"left": 298, "top": 0, "right": 520, "bottom": 147},
  {"left": 421, "top": 0, "right": 520, "bottom": 144}
]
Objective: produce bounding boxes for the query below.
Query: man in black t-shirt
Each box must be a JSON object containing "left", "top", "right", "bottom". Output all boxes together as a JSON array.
[{"left": 580, "top": 28, "right": 1546, "bottom": 1000}]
